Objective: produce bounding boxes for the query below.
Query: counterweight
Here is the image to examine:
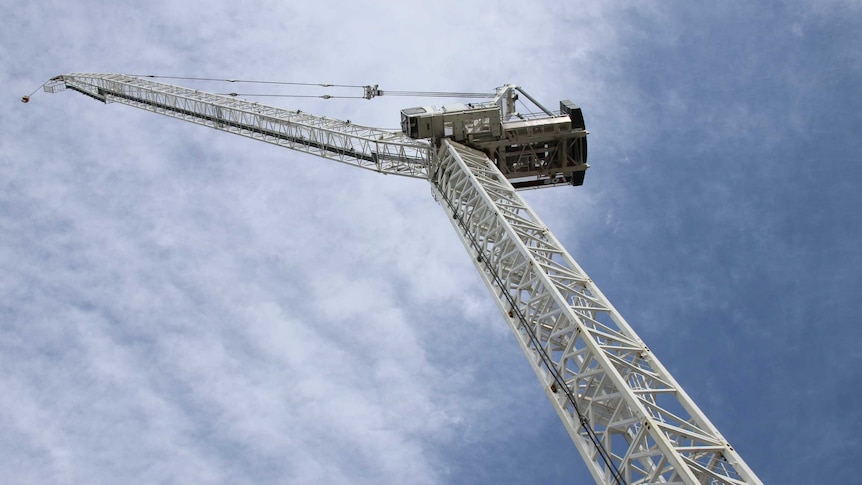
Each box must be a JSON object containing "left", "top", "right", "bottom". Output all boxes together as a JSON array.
[{"left": 44, "top": 73, "right": 763, "bottom": 485}]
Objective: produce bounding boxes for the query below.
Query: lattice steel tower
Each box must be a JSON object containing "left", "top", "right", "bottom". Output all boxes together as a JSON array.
[{"left": 41, "top": 73, "right": 762, "bottom": 485}]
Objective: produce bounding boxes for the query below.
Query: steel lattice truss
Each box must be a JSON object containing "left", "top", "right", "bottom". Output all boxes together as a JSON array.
[
  {"left": 46, "top": 74, "right": 763, "bottom": 485},
  {"left": 46, "top": 74, "right": 431, "bottom": 178},
  {"left": 430, "top": 140, "right": 761, "bottom": 485}
]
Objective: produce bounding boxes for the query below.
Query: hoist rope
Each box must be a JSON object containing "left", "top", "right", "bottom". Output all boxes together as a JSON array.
[
  {"left": 221, "top": 93, "right": 366, "bottom": 100},
  {"left": 517, "top": 98, "right": 539, "bottom": 116},
  {"left": 221, "top": 92, "right": 492, "bottom": 100},
  {"left": 129, "top": 74, "right": 364, "bottom": 89},
  {"left": 25, "top": 73, "right": 496, "bottom": 105},
  {"left": 379, "top": 90, "right": 495, "bottom": 98},
  {"left": 128, "top": 74, "right": 494, "bottom": 99}
]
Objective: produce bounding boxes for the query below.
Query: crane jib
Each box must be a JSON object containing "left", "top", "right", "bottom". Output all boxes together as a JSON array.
[
  {"left": 87, "top": 85, "right": 388, "bottom": 167},
  {"left": 54, "top": 74, "right": 431, "bottom": 178}
]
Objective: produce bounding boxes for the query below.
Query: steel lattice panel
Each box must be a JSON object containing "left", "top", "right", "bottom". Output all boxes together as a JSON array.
[{"left": 430, "top": 140, "right": 760, "bottom": 485}]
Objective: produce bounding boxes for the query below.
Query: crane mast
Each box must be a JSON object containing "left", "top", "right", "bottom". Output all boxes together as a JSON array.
[{"left": 44, "top": 73, "right": 762, "bottom": 485}]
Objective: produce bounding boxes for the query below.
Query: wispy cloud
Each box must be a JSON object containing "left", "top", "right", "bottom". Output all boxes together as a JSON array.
[{"left": 3, "top": 1, "right": 861, "bottom": 484}]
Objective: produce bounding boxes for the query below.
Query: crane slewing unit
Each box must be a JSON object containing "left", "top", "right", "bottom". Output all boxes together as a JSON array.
[
  {"left": 400, "top": 83, "right": 588, "bottom": 189},
  {"left": 43, "top": 73, "right": 763, "bottom": 485}
]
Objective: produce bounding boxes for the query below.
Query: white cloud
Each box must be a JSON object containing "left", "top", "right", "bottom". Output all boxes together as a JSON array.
[{"left": 7, "top": 1, "right": 859, "bottom": 483}]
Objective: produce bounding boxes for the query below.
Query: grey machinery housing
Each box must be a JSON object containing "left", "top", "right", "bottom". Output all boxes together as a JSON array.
[{"left": 401, "top": 99, "right": 588, "bottom": 189}]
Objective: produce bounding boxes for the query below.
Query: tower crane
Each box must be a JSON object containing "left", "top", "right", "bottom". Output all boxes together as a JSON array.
[{"left": 39, "top": 73, "right": 762, "bottom": 485}]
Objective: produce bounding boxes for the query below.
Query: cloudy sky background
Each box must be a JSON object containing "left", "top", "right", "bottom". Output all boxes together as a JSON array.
[{"left": 3, "top": 1, "right": 861, "bottom": 483}]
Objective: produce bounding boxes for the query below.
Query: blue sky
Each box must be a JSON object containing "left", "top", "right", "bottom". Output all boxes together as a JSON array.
[{"left": 3, "top": 1, "right": 861, "bottom": 483}]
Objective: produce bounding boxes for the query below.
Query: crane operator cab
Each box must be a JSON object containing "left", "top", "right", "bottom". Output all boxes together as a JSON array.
[{"left": 400, "top": 87, "right": 588, "bottom": 190}]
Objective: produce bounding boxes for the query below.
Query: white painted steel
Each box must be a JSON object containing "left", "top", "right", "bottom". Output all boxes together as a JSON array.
[
  {"left": 51, "top": 75, "right": 763, "bottom": 485},
  {"left": 430, "top": 140, "right": 762, "bottom": 485}
]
